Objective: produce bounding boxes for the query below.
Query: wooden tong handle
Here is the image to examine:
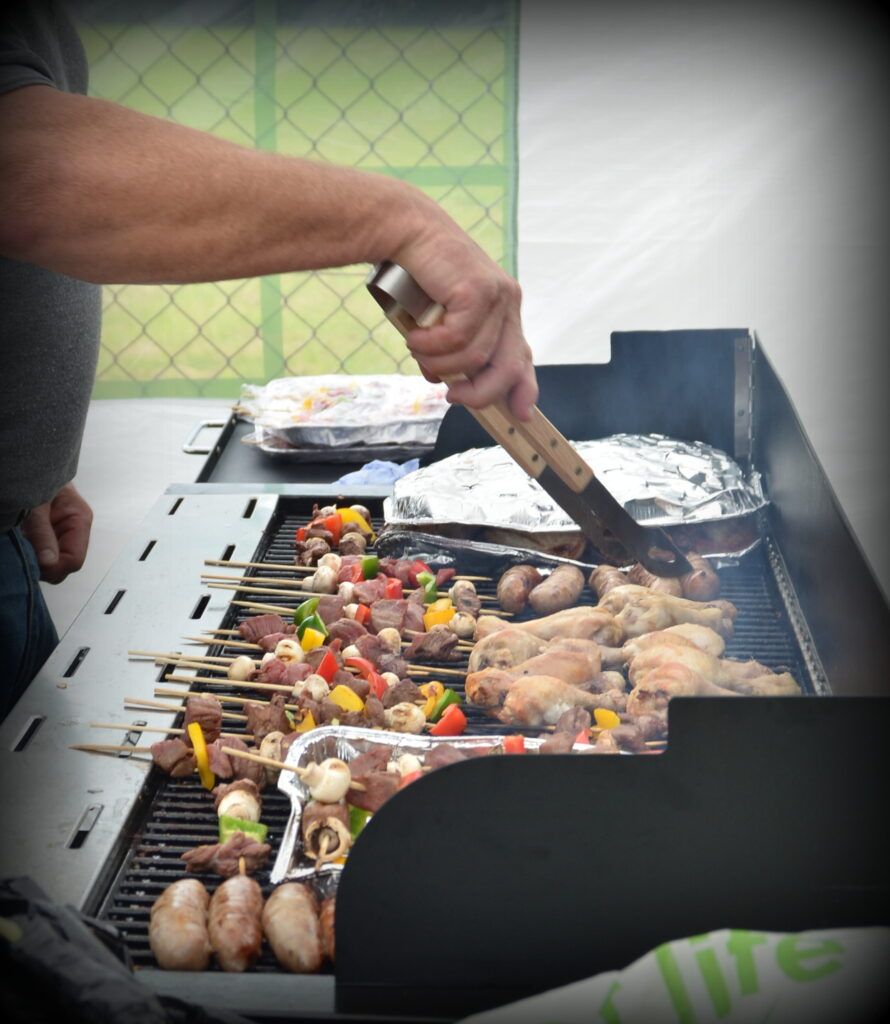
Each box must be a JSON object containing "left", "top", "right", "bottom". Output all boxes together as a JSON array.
[{"left": 415, "top": 306, "right": 593, "bottom": 490}]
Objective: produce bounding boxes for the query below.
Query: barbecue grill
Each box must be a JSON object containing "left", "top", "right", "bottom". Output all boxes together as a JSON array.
[{"left": 1, "top": 329, "right": 888, "bottom": 1022}]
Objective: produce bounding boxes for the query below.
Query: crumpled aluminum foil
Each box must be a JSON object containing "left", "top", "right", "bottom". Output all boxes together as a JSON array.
[
  {"left": 236, "top": 374, "right": 449, "bottom": 448},
  {"left": 271, "top": 726, "right": 589, "bottom": 884},
  {"left": 384, "top": 434, "right": 766, "bottom": 532}
]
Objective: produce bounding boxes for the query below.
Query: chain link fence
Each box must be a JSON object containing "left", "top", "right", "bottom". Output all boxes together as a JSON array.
[{"left": 74, "top": 0, "right": 518, "bottom": 398}]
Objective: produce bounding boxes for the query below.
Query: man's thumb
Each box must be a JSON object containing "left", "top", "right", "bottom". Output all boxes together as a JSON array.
[{"left": 24, "top": 507, "right": 59, "bottom": 567}]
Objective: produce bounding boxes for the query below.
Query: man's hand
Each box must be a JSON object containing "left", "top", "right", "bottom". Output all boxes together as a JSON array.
[
  {"left": 22, "top": 484, "right": 93, "bottom": 584},
  {"left": 394, "top": 219, "right": 539, "bottom": 422}
]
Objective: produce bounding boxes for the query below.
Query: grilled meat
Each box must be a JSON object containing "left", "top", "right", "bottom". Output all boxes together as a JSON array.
[
  {"left": 352, "top": 633, "right": 408, "bottom": 676},
  {"left": 627, "top": 643, "right": 800, "bottom": 695},
  {"left": 149, "top": 879, "right": 211, "bottom": 971},
  {"left": 301, "top": 801, "right": 351, "bottom": 866},
  {"left": 263, "top": 884, "right": 323, "bottom": 973},
  {"left": 183, "top": 695, "right": 222, "bottom": 745},
  {"left": 319, "top": 897, "right": 336, "bottom": 963},
  {"left": 239, "top": 614, "right": 290, "bottom": 643},
  {"left": 450, "top": 579, "right": 481, "bottom": 616},
  {"left": 680, "top": 552, "right": 721, "bottom": 601},
  {"left": 326, "top": 617, "right": 368, "bottom": 646},
  {"left": 498, "top": 675, "right": 606, "bottom": 727},
  {"left": 528, "top": 564, "right": 586, "bottom": 615},
  {"left": 151, "top": 738, "right": 197, "bottom": 777},
  {"left": 621, "top": 624, "right": 726, "bottom": 661},
  {"left": 403, "top": 625, "right": 461, "bottom": 662},
  {"left": 467, "top": 627, "right": 549, "bottom": 673},
  {"left": 626, "top": 662, "right": 740, "bottom": 716},
  {"left": 588, "top": 564, "right": 629, "bottom": 600},
  {"left": 627, "top": 563, "right": 683, "bottom": 597},
  {"left": 209, "top": 873, "right": 264, "bottom": 972},
  {"left": 599, "top": 584, "right": 736, "bottom": 639},
  {"left": 466, "top": 638, "right": 603, "bottom": 708},
  {"left": 181, "top": 832, "right": 272, "bottom": 878},
  {"left": 496, "top": 564, "right": 542, "bottom": 614},
  {"left": 244, "top": 693, "right": 290, "bottom": 742},
  {"left": 224, "top": 736, "right": 266, "bottom": 788},
  {"left": 476, "top": 606, "right": 623, "bottom": 646}
]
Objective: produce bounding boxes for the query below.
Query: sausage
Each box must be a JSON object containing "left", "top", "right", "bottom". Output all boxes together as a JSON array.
[
  {"left": 262, "top": 883, "right": 323, "bottom": 974},
  {"left": 680, "top": 552, "right": 720, "bottom": 601},
  {"left": 627, "top": 563, "right": 683, "bottom": 597},
  {"left": 319, "top": 896, "right": 336, "bottom": 963},
  {"left": 588, "top": 564, "right": 628, "bottom": 601},
  {"left": 496, "top": 565, "right": 542, "bottom": 613},
  {"left": 208, "top": 874, "right": 264, "bottom": 972},
  {"left": 149, "top": 878, "right": 211, "bottom": 971},
  {"left": 527, "top": 564, "right": 585, "bottom": 615}
]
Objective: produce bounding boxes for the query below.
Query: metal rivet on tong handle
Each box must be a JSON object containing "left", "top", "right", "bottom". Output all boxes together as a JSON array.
[{"left": 365, "top": 262, "right": 692, "bottom": 577}]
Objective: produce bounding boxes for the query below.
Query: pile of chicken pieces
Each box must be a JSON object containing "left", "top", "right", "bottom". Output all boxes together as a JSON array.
[{"left": 465, "top": 562, "right": 801, "bottom": 750}]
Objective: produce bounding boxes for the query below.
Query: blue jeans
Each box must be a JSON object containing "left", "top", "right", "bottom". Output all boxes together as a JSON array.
[{"left": 0, "top": 528, "right": 59, "bottom": 723}]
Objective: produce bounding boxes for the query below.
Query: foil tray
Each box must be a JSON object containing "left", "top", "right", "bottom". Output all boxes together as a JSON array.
[{"left": 271, "top": 726, "right": 588, "bottom": 884}]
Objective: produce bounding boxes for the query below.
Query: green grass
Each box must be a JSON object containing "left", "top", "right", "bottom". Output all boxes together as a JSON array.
[{"left": 79, "top": 15, "right": 516, "bottom": 397}]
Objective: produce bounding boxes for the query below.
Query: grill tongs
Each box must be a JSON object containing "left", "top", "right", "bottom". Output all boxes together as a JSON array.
[{"left": 366, "top": 262, "right": 692, "bottom": 577}]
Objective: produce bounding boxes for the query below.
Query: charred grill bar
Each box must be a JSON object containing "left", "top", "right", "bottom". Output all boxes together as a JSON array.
[{"left": 1, "top": 330, "right": 888, "bottom": 1022}]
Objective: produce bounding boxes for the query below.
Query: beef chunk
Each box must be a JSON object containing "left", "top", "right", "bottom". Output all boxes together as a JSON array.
[
  {"left": 326, "top": 618, "right": 368, "bottom": 646},
  {"left": 425, "top": 743, "right": 468, "bottom": 770},
  {"left": 206, "top": 739, "right": 234, "bottom": 779},
  {"left": 403, "top": 626, "right": 461, "bottom": 663},
  {"left": 239, "top": 614, "right": 289, "bottom": 642},
  {"left": 338, "top": 533, "right": 367, "bottom": 557},
  {"left": 382, "top": 678, "right": 420, "bottom": 709},
  {"left": 369, "top": 599, "right": 406, "bottom": 634},
  {"left": 346, "top": 770, "right": 399, "bottom": 813},
  {"left": 212, "top": 777, "right": 261, "bottom": 811},
  {"left": 553, "top": 707, "right": 591, "bottom": 737},
  {"left": 244, "top": 693, "right": 291, "bottom": 741},
  {"left": 363, "top": 695, "right": 386, "bottom": 728},
  {"left": 151, "top": 738, "right": 196, "bottom": 776},
  {"left": 183, "top": 695, "right": 222, "bottom": 745},
  {"left": 316, "top": 595, "right": 345, "bottom": 626},
  {"left": 353, "top": 578, "right": 387, "bottom": 604},
  {"left": 181, "top": 832, "right": 271, "bottom": 877},
  {"left": 353, "top": 634, "right": 408, "bottom": 677},
  {"left": 538, "top": 732, "right": 576, "bottom": 754},
  {"left": 224, "top": 736, "right": 265, "bottom": 789},
  {"left": 435, "top": 567, "right": 456, "bottom": 588}
]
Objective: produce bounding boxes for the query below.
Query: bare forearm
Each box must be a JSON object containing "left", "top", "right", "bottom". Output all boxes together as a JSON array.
[{"left": 0, "top": 87, "right": 434, "bottom": 283}]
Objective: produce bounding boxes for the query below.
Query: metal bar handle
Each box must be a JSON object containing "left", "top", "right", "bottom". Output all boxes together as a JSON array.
[{"left": 181, "top": 419, "right": 226, "bottom": 455}]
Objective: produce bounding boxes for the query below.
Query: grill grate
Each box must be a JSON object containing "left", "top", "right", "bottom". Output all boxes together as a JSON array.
[{"left": 98, "top": 496, "right": 813, "bottom": 969}]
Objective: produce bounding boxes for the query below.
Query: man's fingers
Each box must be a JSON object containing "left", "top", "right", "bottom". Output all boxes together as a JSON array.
[{"left": 21, "top": 504, "right": 60, "bottom": 573}]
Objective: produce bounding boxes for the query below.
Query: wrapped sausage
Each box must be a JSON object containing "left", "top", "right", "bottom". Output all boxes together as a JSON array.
[
  {"left": 149, "top": 878, "right": 211, "bottom": 971},
  {"left": 262, "top": 883, "right": 323, "bottom": 973},
  {"left": 208, "top": 874, "right": 264, "bottom": 972},
  {"left": 527, "top": 564, "right": 585, "bottom": 614},
  {"left": 496, "top": 565, "right": 542, "bottom": 613}
]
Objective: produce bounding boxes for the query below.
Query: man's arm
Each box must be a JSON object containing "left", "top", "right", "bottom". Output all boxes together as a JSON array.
[{"left": 0, "top": 86, "right": 537, "bottom": 417}]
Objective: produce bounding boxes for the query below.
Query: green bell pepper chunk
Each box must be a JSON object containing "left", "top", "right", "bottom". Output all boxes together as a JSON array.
[
  {"left": 429, "top": 687, "right": 461, "bottom": 722},
  {"left": 361, "top": 554, "right": 380, "bottom": 579},
  {"left": 415, "top": 570, "right": 438, "bottom": 604},
  {"left": 349, "top": 805, "right": 373, "bottom": 839},
  {"left": 218, "top": 814, "right": 269, "bottom": 844},
  {"left": 296, "top": 612, "right": 328, "bottom": 640},
  {"left": 293, "top": 596, "right": 320, "bottom": 625}
]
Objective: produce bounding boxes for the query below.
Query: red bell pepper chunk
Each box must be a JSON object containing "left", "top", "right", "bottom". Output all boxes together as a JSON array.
[
  {"left": 315, "top": 648, "right": 339, "bottom": 684},
  {"left": 295, "top": 527, "right": 307, "bottom": 543},
  {"left": 502, "top": 734, "right": 526, "bottom": 754},
  {"left": 344, "top": 561, "right": 364, "bottom": 584},
  {"left": 574, "top": 729, "right": 591, "bottom": 746},
  {"left": 399, "top": 770, "right": 423, "bottom": 788},
  {"left": 344, "top": 656, "right": 377, "bottom": 678},
  {"left": 429, "top": 704, "right": 467, "bottom": 737},
  {"left": 321, "top": 513, "right": 342, "bottom": 548},
  {"left": 407, "top": 559, "right": 432, "bottom": 588},
  {"left": 383, "top": 576, "right": 403, "bottom": 600},
  {"left": 354, "top": 603, "right": 372, "bottom": 627},
  {"left": 366, "top": 670, "right": 387, "bottom": 701}
]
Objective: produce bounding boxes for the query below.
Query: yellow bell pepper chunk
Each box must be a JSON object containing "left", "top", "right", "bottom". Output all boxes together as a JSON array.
[
  {"left": 594, "top": 708, "right": 621, "bottom": 730},
  {"left": 423, "top": 598, "right": 455, "bottom": 631},
  {"left": 187, "top": 721, "right": 215, "bottom": 790},
  {"left": 300, "top": 627, "right": 326, "bottom": 652},
  {"left": 294, "top": 710, "right": 317, "bottom": 734},
  {"left": 418, "top": 681, "right": 445, "bottom": 719},
  {"left": 329, "top": 684, "right": 365, "bottom": 713},
  {"left": 336, "top": 507, "right": 376, "bottom": 542}
]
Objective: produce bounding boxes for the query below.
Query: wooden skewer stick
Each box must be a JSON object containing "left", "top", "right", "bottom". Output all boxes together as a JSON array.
[
  {"left": 219, "top": 745, "right": 365, "bottom": 791},
  {"left": 402, "top": 630, "right": 474, "bottom": 649},
  {"left": 124, "top": 696, "right": 248, "bottom": 722},
  {"left": 201, "top": 573, "right": 306, "bottom": 588},
  {"left": 88, "top": 722, "right": 246, "bottom": 739},
  {"left": 129, "top": 649, "right": 236, "bottom": 665},
  {"left": 155, "top": 685, "right": 301, "bottom": 714},
  {"left": 183, "top": 635, "right": 262, "bottom": 651},
  {"left": 204, "top": 558, "right": 492, "bottom": 583},
  {"left": 207, "top": 582, "right": 320, "bottom": 599},
  {"left": 205, "top": 576, "right": 499, "bottom": 603},
  {"left": 231, "top": 600, "right": 298, "bottom": 616},
  {"left": 162, "top": 672, "right": 293, "bottom": 695},
  {"left": 201, "top": 628, "right": 242, "bottom": 635},
  {"left": 407, "top": 663, "right": 466, "bottom": 676},
  {"left": 159, "top": 658, "right": 234, "bottom": 674},
  {"left": 70, "top": 743, "right": 152, "bottom": 756}
]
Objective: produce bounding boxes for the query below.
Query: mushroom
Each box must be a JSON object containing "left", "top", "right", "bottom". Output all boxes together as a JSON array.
[
  {"left": 304, "top": 816, "right": 352, "bottom": 867},
  {"left": 312, "top": 565, "right": 338, "bottom": 594},
  {"left": 449, "top": 612, "right": 476, "bottom": 639},
  {"left": 380, "top": 672, "right": 401, "bottom": 689},
  {"left": 338, "top": 581, "right": 356, "bottom": 604},
  {"left": 258, "top": 731, "right": 286, "bottom": 784},
  {"left": 217, "top": 787, "right": 261, "bottom": 823},
  {"left": 318, "top": 552, "right": 342, "bottom": 573},
  {"left": 384, "top": 702, "right": 426, "bottom": 734},
  {"left": 227, "top": 654, "right": 256, "bottom": 681},
  {"left": 376, "top": 627, "right": 401, "bottom": 655},
  {"left": 274, "top": 638, "right": 304, "bottom": 664},
  {"left": 301, "top": 758, "right": 352, "bottom": 803}
]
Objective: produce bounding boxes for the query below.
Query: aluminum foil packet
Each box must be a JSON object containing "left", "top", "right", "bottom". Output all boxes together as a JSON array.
[
  {"left": 271, "top": 726, "right": 587, "bottom": 884},
  {"left": 235, "top": 374, "right": 449, "bottom": 448},
  {"left": 384, "top": 434, "right": 767, "bottom": 559}
]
